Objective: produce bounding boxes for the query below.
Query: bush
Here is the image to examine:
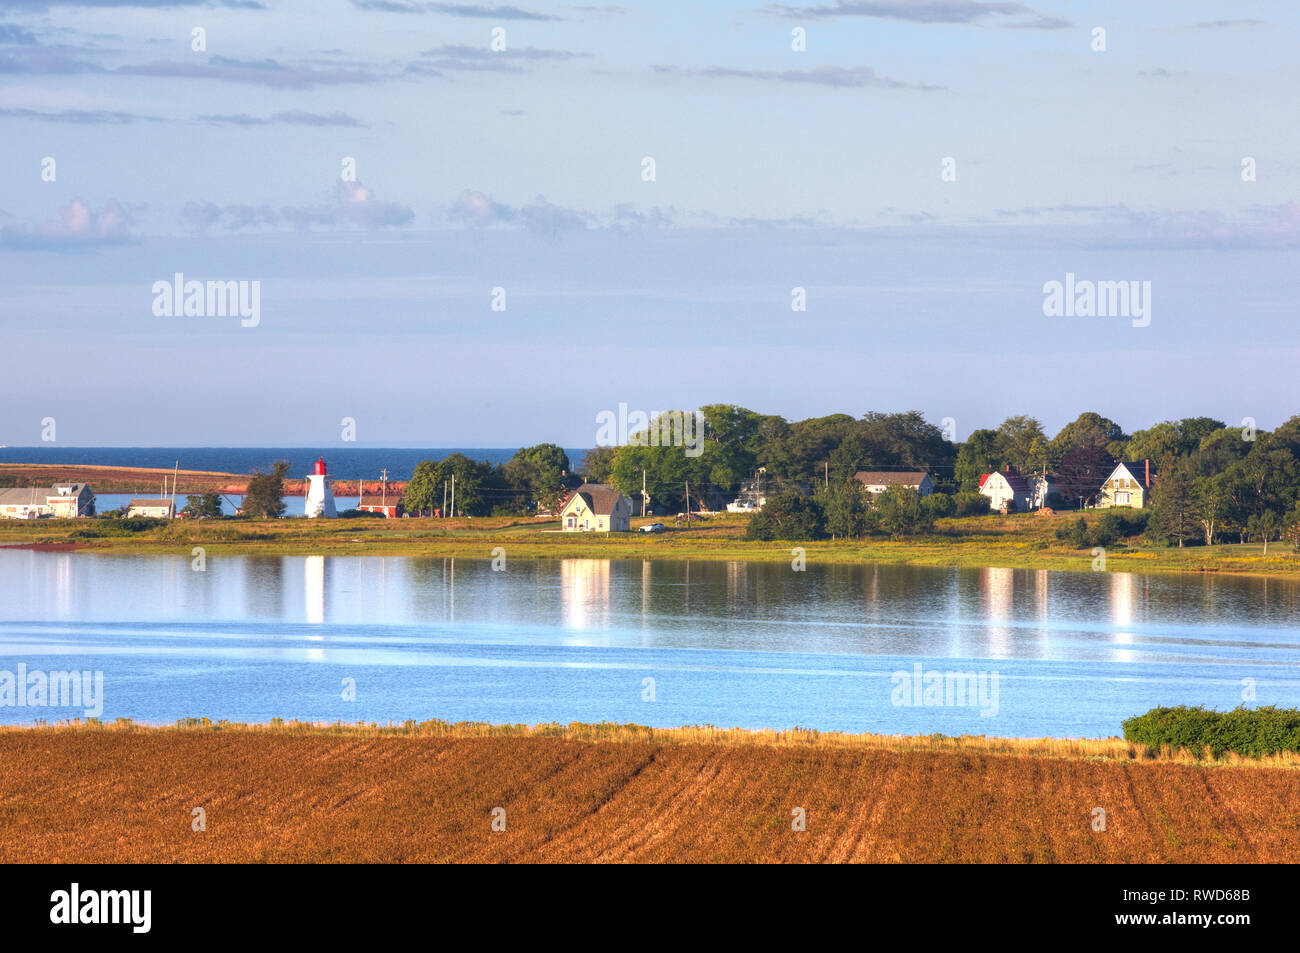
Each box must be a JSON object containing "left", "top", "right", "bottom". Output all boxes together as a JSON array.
[
  {"left": 744, "top": 490, "right": 825, "bottom": 541},
  {"left": 953, "top": 492, "right": 989, "bottom": 517},
  {"left": 921, "top": 492, "right": 955, "bottom": 519},
  {"left": 1122, "top": 705, "right": 1300, "bottom": 758}
]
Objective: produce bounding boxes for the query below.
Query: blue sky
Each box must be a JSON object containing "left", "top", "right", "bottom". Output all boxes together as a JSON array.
[{"left": 1, "top": 1, "right": 1297, "bottom": 446}]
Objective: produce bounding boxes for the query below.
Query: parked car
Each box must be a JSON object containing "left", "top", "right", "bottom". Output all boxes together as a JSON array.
[{"left": 639, "top": 522, "right": 666, "bottom": 533}]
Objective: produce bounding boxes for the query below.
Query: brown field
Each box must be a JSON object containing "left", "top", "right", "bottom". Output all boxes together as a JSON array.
[{"left": 2, "top": 722, "right": 1299, "bottom": 863}]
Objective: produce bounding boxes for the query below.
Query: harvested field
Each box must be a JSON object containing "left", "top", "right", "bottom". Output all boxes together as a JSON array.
[{"left": 2, "top": 722, "right": 1298, "bottom": 863}]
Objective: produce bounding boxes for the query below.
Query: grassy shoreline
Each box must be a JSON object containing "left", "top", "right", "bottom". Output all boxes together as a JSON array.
[{"left": 2, "top": 510, "right": 1298, "bottom": 579}]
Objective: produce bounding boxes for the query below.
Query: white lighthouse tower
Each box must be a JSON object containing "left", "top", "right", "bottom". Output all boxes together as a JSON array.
[{"left": 304, "top": 456, "right": 337, "bottom": 518}]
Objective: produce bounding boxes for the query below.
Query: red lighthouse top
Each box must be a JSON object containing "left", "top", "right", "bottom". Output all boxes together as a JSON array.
[{"left": 314, "top": 456, "right": 327, "bottom": 476}]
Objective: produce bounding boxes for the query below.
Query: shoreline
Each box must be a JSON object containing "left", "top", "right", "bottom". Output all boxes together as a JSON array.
[{"left": 2, "top": 513, "right": 1297, "bottom": 581}]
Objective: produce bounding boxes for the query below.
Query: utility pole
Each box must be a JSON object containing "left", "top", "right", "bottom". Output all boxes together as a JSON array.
[
  {"left": 824, "top": 460, "right": 829, "bottom": 489},
  {"left": 450, "top": 472, "right": 456, "bottom": 519},
  {"left": 641, "top": 467, "right": 647, "bottom": 518},
  {"left": 685, "top": 481, "right": 691, "bottom": 528},
  {"left": 379, "top": 468, "right": 388, "bottom": 508},
  {"left": 442, "top": 480, "right": 448, "bottom": 519}
]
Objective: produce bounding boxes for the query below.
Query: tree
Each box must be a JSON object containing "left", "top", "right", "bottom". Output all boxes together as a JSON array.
[
  {"left": 242, "top": 462, "right": 289, "bottom": 518},
  {"left": 182, "top": 493, "right": 223, "bottom": 519},
  {"left": 1191, "top": 473, "right": 1229, "bottom": 545},
  {"left": 819, "top": 481, "right": 868, "bottom": 539},
  {"left": 955, "top": 429, "right": 998, "bottom": 493},
  {"left": 875, "top": 485, "right": 932, "bottom": 540},
  {"left": 402, "top": 454, "right": 494, "bottom": 516},
  {"left": 504, "top": 443, "right": 570, "bottom": 510},
  {"left": 994, "top": 415, "right": 1049, "bottom": 475},
  {"left": 579, "top": 446, "right": 617, "bottom": 483},
  {"left": 1054, "top": 445, "right": 1116, "bottom": 508},
  {"left": 1050, "top": 412, "right": 1125, "bottom": 464},
  {"left": 1247, "top": 511, "right": 1280, "bottom": 555},
  {"left": 744, "top": 491, "right": 825, "bottom": 541},
  {"left": 1147, "top": 454, "right": 1196, "bottom": 547}
]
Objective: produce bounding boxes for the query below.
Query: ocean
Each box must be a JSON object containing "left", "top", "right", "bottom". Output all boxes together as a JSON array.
[{"left": 0, "top": 447, "right": 592, "bottom": 480}]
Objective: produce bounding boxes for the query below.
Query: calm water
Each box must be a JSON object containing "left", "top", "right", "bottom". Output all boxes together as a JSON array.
[{"left": 1, "top": 551, "right": 1298, "bottom": 738}]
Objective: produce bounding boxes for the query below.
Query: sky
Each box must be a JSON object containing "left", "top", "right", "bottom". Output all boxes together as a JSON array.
[{"left": 0, "top": 0, "right": 1297, "bottom": 447}]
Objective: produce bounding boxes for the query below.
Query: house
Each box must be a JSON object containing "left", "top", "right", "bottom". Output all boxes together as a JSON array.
[
  {"left": 126, "top": 498, "right": 175, "bottom": 519},
  {"left": 726, "top": 473, "right": 768, "bottom": 513},
  {"left": 1097, "top": 460, "right": 1154, "bottom": 508},
  {"left": 0, "top": 483, "right": 95, "bottom": 519},
  {"left": 978, "top": 470, "right": 1035, "bottom": 512},
  {"left": 559, "top": 483, "right": 632, "bottom": 532},
  {"left": 853, "top": 471, "right": 934, "bottom": 500},
  {"left": 358, "top": 495, "right": 404, "bottom": 518}
]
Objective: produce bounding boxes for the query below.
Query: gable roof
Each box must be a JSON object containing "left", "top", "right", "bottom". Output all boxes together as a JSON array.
[
  {"left": 1107, "top": 461, "right": 1157, "bottom": 487},
  {"left": 564, "top": 483, "right": 626, "bottom": 516},
  {"left": 128, "top": 498, "right": 173, "bottom": 508},
  {"left": 853, "top": 471, "right": 930, "bottom": 487}
]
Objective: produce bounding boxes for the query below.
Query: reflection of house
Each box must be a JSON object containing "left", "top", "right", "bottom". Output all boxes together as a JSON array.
[
  {"left": 0, "top": 483, "right": 95, "bottom": 519},
  {"left": 559, "top": 483, "right": 632, "bottom": 532},
  {"left": 127, "top": 498, "right": 175, "bottom": 519},
  {"left": 1098, "top": 460, "right": 1154, "bottom": 508},
  {"left": 853, "top": 471, "right": 934, "bottom": 500},
  {"left": 978, "top": 470, "right": 1034, "bottom": 512}
]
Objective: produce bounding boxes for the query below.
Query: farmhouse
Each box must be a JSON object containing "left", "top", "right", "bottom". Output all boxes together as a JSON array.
[
  {"left": 1097, "top": 460, "right": 1154, "bottom": 509},
  {"left": 126, "top": 498, "right": 175, "bottom": 519},
  {"left": 853, "top": 471, "right": 934, "bottom": 500},
  {"left": 559, "top": 483, "right": 632, "bottom": 532},
  {"left": 0, "top": 484, "right": 94, "bottom": 519},
  {"left": 978, "top": 470, "right": 1034, "bottom": 512},
  {"left": 358, "top": 495, "right": 404, "bottom": 518}
]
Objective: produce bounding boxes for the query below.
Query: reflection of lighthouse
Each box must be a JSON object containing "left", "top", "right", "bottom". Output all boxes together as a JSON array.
[{"left": 304, "top": 456, "right": 337, "bottom": 518}]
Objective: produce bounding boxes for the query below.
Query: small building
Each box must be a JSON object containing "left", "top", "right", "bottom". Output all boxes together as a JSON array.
[
  {"left": 559, "top": 483, "right": 632, "bottom": 532},
  {"left": 0, "top": 483, "right": 95, "bottom": 519},
  {"left": 126, "top": 498, "right": 175, "bottom": 519},
  {"left": 304, "top": 456, "right": 337, "bottom": 518},
  {"left": 853, "top": 471, "right": 934, "bottom": 500},
  {"left": 1098, "top": 460, "right": 1154, "bottom": 509},
  {"left": 1029, "top": 473, "right": 1059, "bottom": 510},
  {"left": 978, "top": 470, "right": 1035, "bottom": 512},
  {"left": 358, "top": 496, "right": 404, "bottom": 518}
]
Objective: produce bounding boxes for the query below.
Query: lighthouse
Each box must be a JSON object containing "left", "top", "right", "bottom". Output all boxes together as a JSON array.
[{"left": 304, "top": 456, "right": 337, "bottom": 518}]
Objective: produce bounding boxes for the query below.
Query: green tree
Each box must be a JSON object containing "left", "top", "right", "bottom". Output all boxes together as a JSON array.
[
  {"left": 954, "top": 429, "right": 998, "bottom": 493},
  {"left": 743, "top": 491, "right": 825, "bottom": 541},
  {"left": 819, "top": 481, "right": 868, "bottom": 539},
  {"left": 504, "top": 443, "right": 570, "bottom": 510},
  {"left": 875, "top": 485, "right": 932, "bottom": 541},
  {"left": 1147, "top": 454, "right": 1197, "bottom": 547},
  {"left": 1247, "top": 510, "right": 1280, "bottom": 555},
  {"left": 182, "top": 493, "right": 223, "bottom": 519},
  {"left": 994, "top": 415, "right": 1049, "bottom": 475},
  {"left": 242, "top": 462, "right": 289, "bottom": 518},
  {"left": 1050, "top": 412, "right": 1125, "bottom": 465}
]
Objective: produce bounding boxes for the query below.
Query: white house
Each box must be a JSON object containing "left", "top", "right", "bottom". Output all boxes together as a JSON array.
[
  {"left": 0, "top": 483, "right": 95, "bottom": 519},
  {"left": 559, "top": 483, "right": 632, "bottom": 532},
  {"left": 978, "top": 470, "right": 1034, "bottom": 512},
  {"left": 853, "top": 471, "right": 934, "bottom": 499},
  {"left": 126, "top": 498, "right": 175, "bottom": 519}
]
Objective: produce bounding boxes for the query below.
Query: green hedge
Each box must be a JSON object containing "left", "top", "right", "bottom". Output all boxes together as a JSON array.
[{"left": 1122, "top": 705, "right": 1300, "bottom": 758}]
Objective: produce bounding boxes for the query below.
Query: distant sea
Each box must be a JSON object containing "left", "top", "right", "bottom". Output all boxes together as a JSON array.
[{"left": 0, "top": 447, "right": 591, "bottom": 481}]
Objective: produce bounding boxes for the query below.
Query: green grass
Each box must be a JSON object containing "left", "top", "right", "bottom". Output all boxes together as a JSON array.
[{"left": 2, "top": 510, "right": 1298, "bottom": 579}]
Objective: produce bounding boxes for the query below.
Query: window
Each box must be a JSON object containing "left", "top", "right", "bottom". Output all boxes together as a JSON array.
[{"left": 1116, "top": 491, "right": 1130, "bottom": 505}]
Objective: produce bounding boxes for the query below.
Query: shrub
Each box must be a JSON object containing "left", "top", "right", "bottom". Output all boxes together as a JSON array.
[
  {"left": 1122, "top": 705, "right": 1300, "bottom": 758},
  {"left": 921, "top": 492, "right": 955, "bottom": 519},
  {"left": 953, "top": 492, "right": 989, "bottom": 517},
  {"left": 744, "top": 490, "right": 825, "bottom": 541}
]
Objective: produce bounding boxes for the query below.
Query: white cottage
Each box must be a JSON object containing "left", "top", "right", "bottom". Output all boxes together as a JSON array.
[{"left": 559, "top": 483, "right": 632, "bottom": 532}]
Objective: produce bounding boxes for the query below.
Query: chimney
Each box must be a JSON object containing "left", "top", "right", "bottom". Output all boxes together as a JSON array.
[{"left": 1144, "top": 459, "right": 1150, "bottom": 487}]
